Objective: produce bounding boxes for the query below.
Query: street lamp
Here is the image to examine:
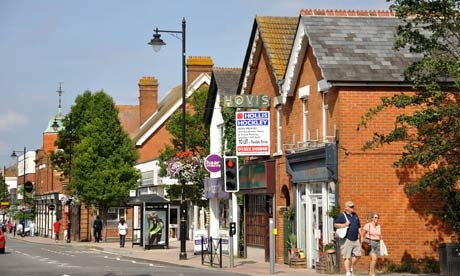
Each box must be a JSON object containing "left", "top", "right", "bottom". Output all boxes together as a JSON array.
[
  {"left": 11, "top": 147, "right": 27, "bottom": 234},
  {"left": 11, "top": 147, "right": 27, "bottom": 204},
  {"left": 148, "top": 17, "right": 187, "bottom": 260}
]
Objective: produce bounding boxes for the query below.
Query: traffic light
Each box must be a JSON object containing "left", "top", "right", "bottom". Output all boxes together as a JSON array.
[
  {"left": 224, "top": 156, "right": 239, "bottom": 192},
  {"left": 229, "top": 222, "right": 236, "bottom": 236}
]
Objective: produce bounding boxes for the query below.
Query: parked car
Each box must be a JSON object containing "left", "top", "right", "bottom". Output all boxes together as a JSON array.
[
  {"left": 16, "top": 225, "right": 30, "bottom": 237},
  {"left": 0, "top": 225, "right": 6, "bottom": 254}
]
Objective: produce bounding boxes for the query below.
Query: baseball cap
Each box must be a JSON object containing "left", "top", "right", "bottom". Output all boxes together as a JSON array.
[{"left": 345, "top": 201, "right": 354, "bottom": 207}]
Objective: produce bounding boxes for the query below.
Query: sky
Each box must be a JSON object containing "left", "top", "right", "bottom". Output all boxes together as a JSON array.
[{"left": 0, "top": 0, "right": 391, "bottom": 168}]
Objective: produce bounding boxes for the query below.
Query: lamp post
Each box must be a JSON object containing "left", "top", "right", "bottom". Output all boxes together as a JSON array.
[
  {"left": 11, "top": 147, "right": 27, "bottom": 204},
  {"left": 148, "top": 17, "right": 187, "bottom": 260},
  {"left": 11, "top": 147, "right": 27, "bottom": 234}
]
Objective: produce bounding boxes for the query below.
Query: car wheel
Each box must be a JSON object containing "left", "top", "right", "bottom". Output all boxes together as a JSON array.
[{"left": 0, "top": 248, "right": 5, "bottom": 254}]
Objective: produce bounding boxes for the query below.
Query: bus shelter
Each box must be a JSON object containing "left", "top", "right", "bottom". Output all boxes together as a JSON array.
[{"left": 128, "top": 194, "right": 169, "bottom": 249}]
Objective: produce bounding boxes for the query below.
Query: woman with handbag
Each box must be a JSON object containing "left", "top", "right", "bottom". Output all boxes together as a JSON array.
[{"left": 360, "top": 212, "right": 382, "bottom": 276}]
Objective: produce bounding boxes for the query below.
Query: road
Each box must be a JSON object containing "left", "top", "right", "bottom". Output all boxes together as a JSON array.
[{"left": 1, "top": 238, "right": 250, "bottom": 276}]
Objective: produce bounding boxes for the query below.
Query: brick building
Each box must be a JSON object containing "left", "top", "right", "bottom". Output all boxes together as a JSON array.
[{"left": 233, "top": 10, "right": 451, "bottom": 272}]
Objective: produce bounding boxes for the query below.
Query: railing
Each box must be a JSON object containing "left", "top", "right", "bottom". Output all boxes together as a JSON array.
[
  {"left": 201, "top": 236, "right": 222, "bottom": 268},
  {"left": 284, "top": 137, "right": 335, "bottom": 153}
]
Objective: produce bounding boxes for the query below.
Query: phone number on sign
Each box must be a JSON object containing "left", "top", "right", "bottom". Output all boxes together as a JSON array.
[{"left": 237, "top": 146, "right": 269, "bottom": 152}]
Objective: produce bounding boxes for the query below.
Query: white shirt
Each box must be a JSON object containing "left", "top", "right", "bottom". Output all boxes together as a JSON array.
[{"left": 118, "top": 222, "right": 128, "bottom": 235}]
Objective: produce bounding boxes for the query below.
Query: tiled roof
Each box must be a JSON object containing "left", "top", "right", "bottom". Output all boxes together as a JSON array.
[
  {"left": 204, "top": 67, "right": 241, "bottom": 125},
  {"left": 117, "top": 105, "right": 140, "bottom": 137},
  {"left": 213, "top": 68, "right": 241, "bottom": 96},
  {"left": 300, "top": 15, "right": 422, "bottom": 83},
  {"left": 256, "top": 16, "right": 299, "bottom": 80},
  {"left": 300, "top": 9, "right": 395, "bottom": 17}
]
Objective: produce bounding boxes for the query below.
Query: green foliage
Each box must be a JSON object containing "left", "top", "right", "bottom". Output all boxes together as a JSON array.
[
  {"left": 52, "top": 90, "right": 141, "bottom": 213},
  {"left": 158, "top": 86, "right": 210, "bottom": 206},
  {"left": 165, "top": 86, "right": 210, "bottom": 155},
  {"left": 287, "top": 233, "right": 297, "bottom": 248},
  {"left": 360, "top": 0, "right": 460, "bottom": 235},
  {"left": 327, "top": 205, "right": 340, "bottom": 219},
  {"left": 0, "top": 173, "right": 9, "bottom": 203},
  {"left": 221, "top": 106, "right": 236, "bottom": 154},
  {"left": 282, "top": 206, "right": 295, "bottom": 220}
]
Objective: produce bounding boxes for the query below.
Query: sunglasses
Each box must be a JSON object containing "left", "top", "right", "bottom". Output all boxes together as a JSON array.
[
  {"left": 348, "top": 206, "right": 355, "bottom": 208},
  {"left": 373, "top": 217, "right": 379, "bottom": 219}
]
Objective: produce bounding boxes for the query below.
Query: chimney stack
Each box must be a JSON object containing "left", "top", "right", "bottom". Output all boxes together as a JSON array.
[
  {"left": 187, "top": 56, "right": 213, "bottom": 84},
  {"left": 138, "top": 76, "right": 158, "bottom": 125}
]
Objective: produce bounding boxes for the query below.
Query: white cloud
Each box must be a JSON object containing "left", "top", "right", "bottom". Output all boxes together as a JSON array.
[{"left": 0, "top": 110, "right": 28, "bottom": 131}]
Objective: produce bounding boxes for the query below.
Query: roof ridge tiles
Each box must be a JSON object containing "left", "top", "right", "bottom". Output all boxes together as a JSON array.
[
  {"left": 300, "top": 9, "right": 395, "bottom": 17},
  {"left": 214, "top": 67, "right": 241, "bottom": 71}
]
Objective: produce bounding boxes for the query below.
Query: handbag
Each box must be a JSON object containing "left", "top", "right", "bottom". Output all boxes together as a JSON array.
[
  {"left": 336, "top": 212, "right": 349, "bottom": 239},
  {"left": 361, "top": 224, "right": 372, "bottom": 253},
  {"left": 361, "top": 240, "right": 371, "bottom": 252},
  {"left": 380, "top": 239, "right": 388, "bottom": 256}
]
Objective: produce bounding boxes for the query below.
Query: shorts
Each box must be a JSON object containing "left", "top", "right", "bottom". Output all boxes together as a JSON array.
[
  {"left": 365, "top": 238, "right": 381, "bottom": 256},
  {"left": 341, "top": 239, "right": 361, "bottom": 259}
]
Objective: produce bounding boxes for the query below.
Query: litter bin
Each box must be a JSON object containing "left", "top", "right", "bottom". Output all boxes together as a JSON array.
[{"left": 439, "top": 243, "right": 460, "bottom": 276}]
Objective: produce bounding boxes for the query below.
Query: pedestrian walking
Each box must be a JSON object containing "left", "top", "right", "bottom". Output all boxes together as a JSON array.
[
  {"left": 53, "top": 219, "right": 61, "bottom": 242},
  {"left": 118, "top": 217, "right": 128, "bottom": 248},
  {"left": 93, "top": 215, "right": 103, "bottom": 243},
  {"left": 361, "top": 212, "right": 382, "bottom": 276},
  {"left": 7, "top": 221, "right": 12, "bottom": 234},
  {"left": 334, "top": 201, "right": 362, "bottom": 276}
]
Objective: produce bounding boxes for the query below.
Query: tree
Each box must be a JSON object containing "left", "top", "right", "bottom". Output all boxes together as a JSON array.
[
  {"left": 0, "top": 172, "right": 8, "bottom": 203},
  {"left": 158, "top": 86, "right": 210, "bottom": 206},
  {"left": 0, "top": 173, "right": 10, "bottom": 215},
  {"left": 51, "top": 90, "right": 141, "bottom": 228},
  {"left": 362, "top": 0, "right": 460, "bottom": 234}
]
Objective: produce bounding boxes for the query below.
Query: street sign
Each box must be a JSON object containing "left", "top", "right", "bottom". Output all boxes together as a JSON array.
[
  {"left": 236, "top": 111, "right": 270, "bottom": 156},
  {"left": 24, "top": 181, "right": 33, "bottom": 193},
  {"left": 49, "top": 204, "right": 55, "bottom": 211}
]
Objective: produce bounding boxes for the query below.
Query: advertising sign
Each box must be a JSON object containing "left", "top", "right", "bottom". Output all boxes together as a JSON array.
[
  {"left": 204, "top": 154, "right": 221, "bottom": 173},
  {"left": 236, "top": 111, "right": 270, "bottom": 156}
]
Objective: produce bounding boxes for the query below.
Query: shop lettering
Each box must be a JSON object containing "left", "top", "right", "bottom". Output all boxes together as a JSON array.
[{"left": 222, "top": 95, "right": 270, "bottom": 108}]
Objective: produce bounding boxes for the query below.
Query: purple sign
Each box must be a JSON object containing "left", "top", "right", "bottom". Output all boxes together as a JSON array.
[{"left": 204, "top": 154, "right": 221, "bottom": 173}]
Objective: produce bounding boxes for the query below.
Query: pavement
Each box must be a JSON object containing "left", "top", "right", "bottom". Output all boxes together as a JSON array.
[{"left": 7, "top": 234, "right": 437, "bottom": 276}]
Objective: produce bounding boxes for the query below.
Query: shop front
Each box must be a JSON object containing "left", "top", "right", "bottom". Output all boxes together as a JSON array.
[
  {"left": 239, "top": 159, "right": 275, "bottom": 261},
  {"left": 286, "top": 143, "right": 337, "bottom": 268}
]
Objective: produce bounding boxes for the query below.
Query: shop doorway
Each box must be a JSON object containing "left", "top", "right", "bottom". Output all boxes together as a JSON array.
[{"left": 297, "top": 182, "right": 335, "bottom": 268}]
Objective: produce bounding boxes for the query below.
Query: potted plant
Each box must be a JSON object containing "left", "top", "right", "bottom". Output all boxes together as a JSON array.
[
  {"left": 287, "top": 233, "right": 297, "bottom": 249},
  {"left": 287, "top": 233, "right": 301, "bottom": 258}
]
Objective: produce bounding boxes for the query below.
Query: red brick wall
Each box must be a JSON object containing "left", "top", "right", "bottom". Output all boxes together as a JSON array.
[
  {"left": 247, "top": 39, "right": 450, "bottom": 268},
  {"left": 137, "top": 122, "right": 173, "bottom": 162},
  {"left": 334, "top": 88, "right": 449, "bottom": 270}
]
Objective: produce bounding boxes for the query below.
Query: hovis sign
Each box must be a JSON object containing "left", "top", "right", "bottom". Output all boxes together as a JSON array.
[{"left": 222, "top": 95, "right": 270, "bottom": 108}]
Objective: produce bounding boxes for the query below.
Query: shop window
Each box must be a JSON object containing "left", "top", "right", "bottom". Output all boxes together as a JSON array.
[{"left": 107, "top": 207, "right": 126, "bottom": 226}]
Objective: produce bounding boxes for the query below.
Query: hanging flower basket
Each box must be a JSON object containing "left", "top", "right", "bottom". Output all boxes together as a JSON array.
[{"left": 166, "top": 150, "right": 201, "bottom": 183}]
